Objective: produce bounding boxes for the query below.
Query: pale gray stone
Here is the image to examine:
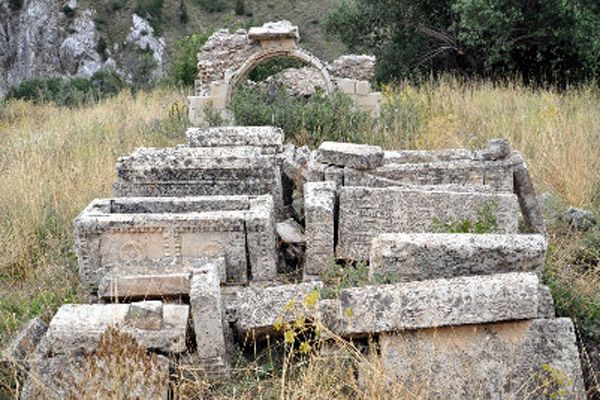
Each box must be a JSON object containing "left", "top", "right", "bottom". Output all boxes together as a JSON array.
[
  {"left": 562, "top": 207, "right": 597, "bottom": 232},
  {"left": 248, "top": 20, "right": 299, "bottom": 41},
  {"left": 339, "top": 272, "right": 539, "bottom": 334},
  {"left": 478, "top": 138, "right": 511, "bottom": 161},
  {"left": 186, "top": 126, "right": 283, "bottom": 153},
  {"left": 126, "top": 301, "right": 163, "bottom": 331},
  {"left": 337, "top": 187, "right": 520, "bottom": 260},
  {"left": 327, "top": 55, "right": 375, "bottom": 81},
  {"left": 304, "top": 181, "right": 337, "bottom": 276},
  {"left": 276, "top": 218, "right": 305, "bottom": 244},
  {"left": 1, "top": 317, "right": 47, "bottom": 368},
  {"left": 380, "top": 318, "right": 585, "bottom": 399},
  {"left": 513, "top": 155, "right": 547, "bottom": 234},
  {"left": 190, "top": 263, "right": 230, "bottom": 377},
  {"left": 538, "top": 284, "right": 555, "bottom": 318},
  {"left": 369, "top": 233, "right": 547, "bottom": 282},
  {"left": 383, "top": 149, "right": 475, "bottom": 164},
  {"left": 323, "top": 165, "right": 344, "bottom": 187},
  {"left": 316, "top": 141, "right": 384, "bottom": 170},
  {"left": 235, "top": 281, "right": 323, "bottom": 336},
  {"left": 245, "top": 196, "right": 278, "bottom": 281}
]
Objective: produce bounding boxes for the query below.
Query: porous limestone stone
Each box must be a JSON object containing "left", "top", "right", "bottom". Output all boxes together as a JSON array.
[
  {"left": 323, "top": 165, "right": 344, "bottom": 187},
  {"left": 327, "top": 55, "right": 376, "bottom": 81},
  {"left": 248, "top": 20, "right": 299, "bottom": 42},
  {"left": 190, "top": 263, "right": 230, "bottom": 377},
  {"left": 337, "top": 187, "right": 520, "bottom": 260},
  {"left": 538, "top": 284, "right": 556, "bottom": 318},
  {"left": 75, "top": 195, "right": 277, "bottom": 291},
  {"left": 339, "top": 272, "right": 539, "bottom": 334},
  {"left": 513, "top": 155, "right": 546, "bottom": 234},
  {"left": 383, "top": 149, "right": 475, "bottom": 164},
  {"left": 186, "top": 126, "right": 284, "bottom": 154},
  {"left": 316, "top": 141, "right": 384, "bottom": 170},
  {"left": 235, "top": 281, "right": 323, "bottom": 337},
  {"left": 304, "top": 181, "right": 337, "bottom": 276},
  {"left": 1, "top": 317, "right": 47, "bottom": 369},
  {"left": 36, "top": 303, "right": 189, "bottom": 356},
  {"left": 369, "top": 233, "right": 547, "bottom": 282},
  {"left": 478, "top": 138, "right": 511, "bottom": 161},
  {"left": 380, "top": 318, "right": 585, "bottom": 399},
  {"left": 126, "top": 301, "right": 163, "bottom": 331},
  {"left": 276, "top": 218, "right": 305, "bottom": 244}
]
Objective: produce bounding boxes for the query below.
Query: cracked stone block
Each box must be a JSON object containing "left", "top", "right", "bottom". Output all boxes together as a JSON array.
[
  {"left": 190, "top": 263, "right": 230, "bottom": 377},
  {"left": 235, "top": 281, "right": 323, "bottom": 337},
  {"left": 338, "top": 272, "right": 539, "bottom": 334},
  {"left": 304, "top": 181, "right": 337, "bottom": 277},
  {"left": 1, "top": 317, "right": 47, "bottom": 371},
  {"left": 36, "top": 303, "right": 189, "bottom": 356},
  {"left": 75, "top": 195, "right": 276, "bottom": 291},
  {"left": 513, "top": 155, "right": 546, "bottom": 235},
  {"left": 337, "top": 186, "right": 520, "bottom": 260},
  {"left": 369, "top": 233, "right": 547, "bottom": 282},
  {"left": 126, "top": 301, "right": 163, "bottom": 331},
  {"left": 186, "top": 126, "right": 284, "bottom": 154},
  {"left": 316, "top": 141, "right": 384, "bottom": 170},
  {"left": 380, "top": 318, "right": 585, "bottom": 399}
]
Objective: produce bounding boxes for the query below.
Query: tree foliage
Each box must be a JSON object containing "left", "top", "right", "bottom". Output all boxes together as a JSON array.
[{"left": 325, "top": 0, "right": 600, "bottom": 85}]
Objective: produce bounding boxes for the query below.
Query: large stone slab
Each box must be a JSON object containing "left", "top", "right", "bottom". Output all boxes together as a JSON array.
[
  {"left": 186, "top": 126, "right": 284, "bottom": 154},
  {"left": 1, "top": 317, "right": 47, "bottom": 372},
  {"left": 75, "top": 195, "right": 277, "bottom": 291},
  {"left": 113, "top": 146, "right": 282, "bottom": 201},
  {"left": 380, "top": 318, "right": 585, "bottom": 399},
  {"left": 235, "top": 281, "right": 323, "bottom": 337},
  {"left": 304, "top": 181, "right": 337, "bottom": 277},
  {"left": 369, "top": 233, "right": 547, "bottom": 282},
  {"left": 190, "top": 263, "right": 230, "bottom": 377},
  {"left": 316, "top": 141, "right": 384, "bottom": 170},
  {"left": 339, "top": 272, "right": 539, "bottom": 334},
  {"left": 337, "top": 186, "right": 520, "bottom": 260},
  {"left": 36, "top": 303, "right": 189, "bottom": 356}
]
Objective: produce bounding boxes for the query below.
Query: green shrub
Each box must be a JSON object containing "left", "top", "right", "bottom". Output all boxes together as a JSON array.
[
  {"left": 135, "top": 0, "right": 164, "bottom": 22},
  {"left": 164, "top": 33, "right": 210, "bottom": 87},
  {"left": 230, "top": 84, "right": 373, "bottom": 144},
  {"left": 194, "top": 0, "right": 226, "bottom": 13},
  {"left": 431, "top": 201, "right": 499, "bottom": 233},
  {"left": 178, "top": 0, "right": 189, "bottom": 23},
  {"left": 4, "top": 70, "right": 126, "bottom": 107},
  {"left": 235, "top": 0, "right": 246, "bottom": 16},
  {"left": 248, "top": 56, "right": 307, "bottom": 82},
  {"left": 62, "top": 4, "right": 76, "bottom": 17}
]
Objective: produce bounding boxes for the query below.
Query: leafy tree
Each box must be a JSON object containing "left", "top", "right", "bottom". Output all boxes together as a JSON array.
[
  {"left": 325, "top": 0, "right": 600, "bottom": 85},
  {"left": 165, "top": 33, "right": 210, "bottom": 86}
]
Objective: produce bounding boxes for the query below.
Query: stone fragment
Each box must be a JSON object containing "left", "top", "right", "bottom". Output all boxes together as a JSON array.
[
  {"left": 302, "top": 150, "right": 327, "bottom": 182},
  {"left": 323, "top": 165, "right": 344, "bottom": 187},
  {"left": 337, "top": 187, "right": 519, "bottom": 260},
  {"left": 304, "top": 181, "right": 337, "bottom": 276},
  {"left": 513, "top": 156, "right": 547, "bottom": 234},
  {"left": 126, "top": 301, "right": 163, "bottom": 330},
  {"left": 380, "top": 318, "right": 585, "bottom": 399},
  {"left": 245, "top": 196, "right": 278, "bottom": 281},
  {"left": 235, "top": 281, "right": 323, "bottom": 336},
  {"left": 317, "top": 141, "right": 384, "bottom": 170},
  {"left": 369, "top": 233, "right": 547, "bottom": 282},
  {"left": 561, "top": 207, "right": 597, "bottom": 232},
  {"left": 190, "top": 263, "right": 230, "bottom": 377},
  {"left": 478, "top": 138, "right": 511, "bottom": 161},
  {"left": 339, "top": 272, "right": 539, "bottom": 334},
  {"left": 276, "top": 218, "right": 305, "bottom": 244},
  {"left": 327, "top": 55, "right": 376, "bottom": 81},
  {"left": 538, "top": 284, "right": 555, "bottom": 318},
  {"left": 248, "top": 20, "right": 299, "bottom": 42},
  {"left": 186, "top": 126, "right": 283, "bottom": 153},
  {"left": 1, "top": 317, "right": 47, "bottom": 368}
]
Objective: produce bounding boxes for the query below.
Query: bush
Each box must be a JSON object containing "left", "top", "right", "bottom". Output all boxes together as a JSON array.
[
  {"left": 135, "top": 0, "right": 163, "bottom": 21},
  {"left": 3, "top": 70, "right": 126, "bottom": 107},
  {"left": 230, "top": 84, "right": 373, "bottom": 144},
  {"left": 164, "top": 33, "right": 210, "bottom": 87},
  {"left": 193, "top": 0, "right": 226, "bottom": 13},
  {"left": 248, "top": 56, "right": 306, "bottom": 82},
  {"left": 234, "top": 0, "right": 245, "bottom": 16},
  {"left": 325, "top": 0, "right": 600, "bottom": 85}
]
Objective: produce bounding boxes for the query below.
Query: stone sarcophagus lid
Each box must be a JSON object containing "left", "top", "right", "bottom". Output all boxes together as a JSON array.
[{"left": 74, "top": 195, "right": 277, "bottom": 296}]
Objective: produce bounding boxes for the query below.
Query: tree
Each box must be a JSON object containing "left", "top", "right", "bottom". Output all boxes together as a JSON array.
[{"left": 325, "top": 0, "right": 600, "bottom": 85}]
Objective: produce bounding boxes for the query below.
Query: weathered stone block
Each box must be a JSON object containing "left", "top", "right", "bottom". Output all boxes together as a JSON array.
[
  {"left": 380, "top": 318, "right": 585, "bottom": 399},
  {"left": 478, "top": 138, "right": 511, "bottom": 161},
  {"left": 337, "top": 186, "right": 520, "bottom": 260},
  {"left": 235, "top": 281, "right": 323, "bottom": 336},
  {"left": 75, "top": 195, "right": 277, "bottom": 291},
  {"left": 304, "top": 181, "right": 337, "bottom": 276},
  {"left": 369, "top": 233, "right": 547, "bottom": 282},
  {"left": 317, "top": 141, "right": 384, "bottom": 170},
  {"left": 190, "top": 263, "right": 230, "bottom": 377},
  {"left": 323, "top": 165, "right": 344, "bottom": 187},
  {"left": 355, "top": 80, "right": 371, "bottom": 95},
  {"left": 1, "top": 317, "right": 47, "bottom": 368},
  {"left": 339, "top": 272, "right": 539, "bottom": 334},
  {"left": 336, "top": 78, "right": 356, "bottom": 94},
  {"left": 36, "top": 303, "right": 189, "bottom": 356},
  {"left": 383, "top": 149, "right": 475, "bottom": 164},
  {"left": 186, "top": 126, "right": 283, "bottom": 153},
  {"left": 126, "top": 301, "right": 163, "bottom": 331},
  {"left": 187, "top": 95, "right": 212, "bottom": 127},
  {"left": 513, "top": 155, "right": 546, "bottom": 234}
]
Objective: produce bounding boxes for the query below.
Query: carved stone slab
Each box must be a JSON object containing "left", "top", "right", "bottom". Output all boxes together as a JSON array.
[{"left": 186, "top": 126, "right": 284, "bottom": 154}]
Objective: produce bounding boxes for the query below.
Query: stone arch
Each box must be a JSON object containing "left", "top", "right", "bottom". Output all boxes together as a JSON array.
[{"left": 224, "top": 48, "right": 335, "bottom": 105}]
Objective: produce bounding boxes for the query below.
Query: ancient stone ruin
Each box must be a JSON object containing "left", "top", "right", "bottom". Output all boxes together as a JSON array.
[
  {"left": 187, "top": 21, "right": 382, "bottom": 126},
  {"left": 3, "top": 123, "right": 586, "bottom": 398}
]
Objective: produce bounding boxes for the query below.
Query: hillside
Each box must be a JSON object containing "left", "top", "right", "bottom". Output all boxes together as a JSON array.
[{"left": 0, "top": 0, "right": 347, "bottom": 94}]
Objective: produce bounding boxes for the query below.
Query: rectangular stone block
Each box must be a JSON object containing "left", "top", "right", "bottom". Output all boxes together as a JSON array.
[
  {"left": 1, "top": 317, "right": 47, "bottom": 367},
  {"left": 339, "top": 272, "right": 539, "bottom": 334},
  {"left": 304, "top": 181, "right": 337, "bottom": 276},
  {"left": 337, "top": 186, "right": 519, "bottom": 260},
  {"left": 113, "top": 146, "right": 282, "bottom": 203},
  {"left": 336, "top": 78, "right": 356, "bottom": 94},
  {"left": 380, "top": 318, "right": 585, "bottom": 399},
  {"left": 369, "top": 233, "right": 547, "bottom": 282},
  {"left": 187, "top": 95, "right": 211, "bottom": 127},
  {"left": 383, "top": 149, "right": 475, "bottom": 164},
  {"left": 317, "top": 141, "right": 384, "bottom": 170},
  {"left": 355, "top": 80, "right": 371, "bottom": 95},
  {"left": 235, "top": 281, "right": 323, "bottom": 337},
  {"left": 75, "top": 195, "right": 277, "bottom": 291},
  {"left": 323, "top": 165, "right": 344, "bottom": 187},
  {"left": 186, "top": 126, "right": 284, "bottom": 154},
  {"left": 190, "top": 263, "right": 230, "bottom": 376},
  {"left": 126, "top": 301, "right": 163, "bottom": 330},
  {"left": 36, "top": 303, "right": 189, "bottom": 356},
  {"left": 514, "top": 156, "right": 546, "bottom": 234}
]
